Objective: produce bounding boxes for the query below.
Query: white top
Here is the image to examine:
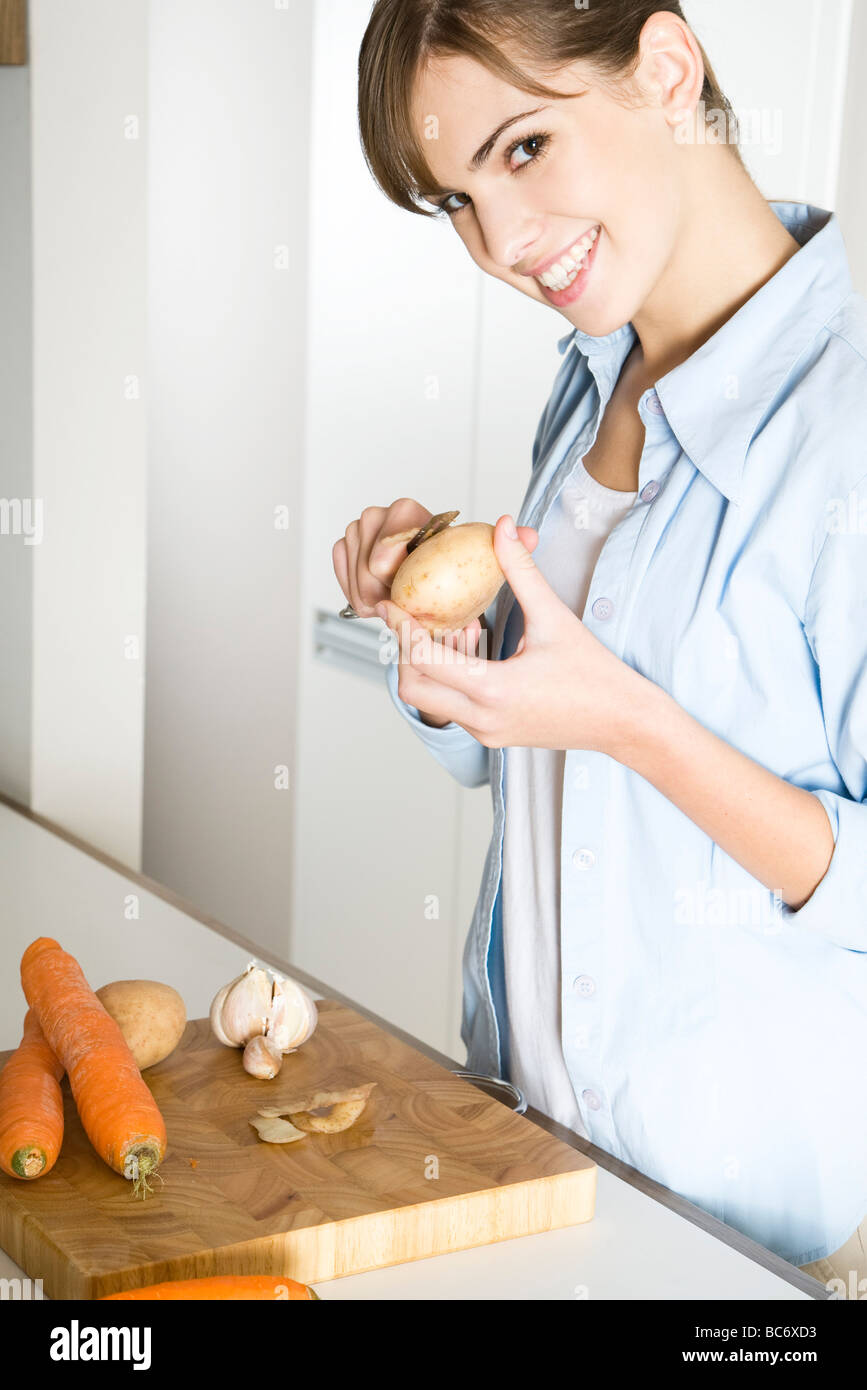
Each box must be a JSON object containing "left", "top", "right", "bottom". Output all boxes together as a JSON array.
[{"left": 501, "top": 456, "right": 638, "bottom": 1136}]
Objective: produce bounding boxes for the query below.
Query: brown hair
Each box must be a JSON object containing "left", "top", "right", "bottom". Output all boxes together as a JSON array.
[{"left": 358, "top": 0, "right": 741, "bottom": 215}]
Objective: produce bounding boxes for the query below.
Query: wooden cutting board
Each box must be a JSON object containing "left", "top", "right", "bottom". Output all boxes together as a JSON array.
[{"left": 0, "top": 1001, "right": 596, "bottom": 1298}]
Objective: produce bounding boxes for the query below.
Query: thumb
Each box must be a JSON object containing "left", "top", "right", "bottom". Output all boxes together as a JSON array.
[{"left": 493, "top": 515, "right": 559, "bottom": 633}]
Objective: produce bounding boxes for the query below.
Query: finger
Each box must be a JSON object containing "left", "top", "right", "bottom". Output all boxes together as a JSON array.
[
  {"left": 332, "top": 536, "right": 351, "bottom": 603},
  {"left": 353, "top": 506, "right": 393, "bottom": 613},
  {"left": 517, "top": 525, "right": 539, "bottom": 553},
  {"left": 441, "top": 617, "right": 481, "bottom": 658},
  {"left": 493, "top": 515, "right": 563, "bottom": 637},
  {"left": 343, "top": 520, "right": 367, "bottom": 617},
  {"left": 387, "top": 624, "right": 481, "bottom": 726},
  {"left": 394, "top": 665, "right": 478, "bottom": 727},
  {"left": 368, "top": 498, "right": 431, "bottom": 583},
  {"left": 377, "top": 600, "right": 491, "bottom": 697},
  {"left": 378, "top": 603, "right": 481, "bottom": 652}
]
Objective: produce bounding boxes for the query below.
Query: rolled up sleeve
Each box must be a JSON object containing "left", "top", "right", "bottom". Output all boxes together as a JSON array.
[{"left": 781, "top": 504, "right": 867, "bottom": 950}]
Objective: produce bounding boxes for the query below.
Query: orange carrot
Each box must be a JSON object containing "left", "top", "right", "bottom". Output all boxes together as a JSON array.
[
  {"left": 103, "top": 1275, "right": 318, "bottom": 1300},
  {"left": 20, "top": 937, "right": 167, "bottom": 1195},
  {"left": 0, "top": 1008, "right": 64, "bottom": 1180}
]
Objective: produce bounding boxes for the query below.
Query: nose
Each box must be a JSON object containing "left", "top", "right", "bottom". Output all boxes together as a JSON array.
[{"left": 474, "top": 202, "right": 542, "bottom": 276}]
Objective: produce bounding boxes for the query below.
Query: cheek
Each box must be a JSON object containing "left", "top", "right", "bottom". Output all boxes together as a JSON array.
[
  {"left": 453, "top": 219, "right": 489, "bottom": 272},
  {"left": 456, "top": 220, "right": 480, "bottom": 260}
]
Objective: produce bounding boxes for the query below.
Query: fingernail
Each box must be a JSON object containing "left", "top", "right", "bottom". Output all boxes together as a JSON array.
[
  {"left": 503, "top": 515, "right": 518, "bottom": 540},
  {"left": 375, "top": 602, "right": 388, "bottom": 622}
]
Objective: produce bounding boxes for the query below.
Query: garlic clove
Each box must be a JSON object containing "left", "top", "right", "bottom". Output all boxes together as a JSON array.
[
  {"left": 210, "top": 963, "right": 272, "bottom": 1048},
  {"left": 243, "top": 1034, "right": 284, "bottom": 1079},
  {"left": 266, "top": 974, "right": 318, "bottom": 1053},
  {"left": 209, "top": 982, "right": 235, "bottom": 1047}
]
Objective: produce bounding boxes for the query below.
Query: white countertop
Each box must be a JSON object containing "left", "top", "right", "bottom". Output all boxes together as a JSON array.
[{"left": 0, "top": 801, "right": 819, "bottom": 1300}]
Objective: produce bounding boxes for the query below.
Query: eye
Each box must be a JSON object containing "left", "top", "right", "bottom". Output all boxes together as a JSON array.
[
  {"left": 440, "top": 191, "right": 472, "bottom": 216},
  {"left": 508, "top": 132, "right": 550, "bottom": 171},
  {"left": 434, "top": 130, "right": 552, "bottom": 218}
]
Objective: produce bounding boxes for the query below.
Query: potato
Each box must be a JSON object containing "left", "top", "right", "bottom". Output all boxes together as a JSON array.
[
  {"left": 96, "top": 980, "right": 186, "bottom": 1070},
  {"left": 390, "top": 522, "right": 504, "bottom": 634}
]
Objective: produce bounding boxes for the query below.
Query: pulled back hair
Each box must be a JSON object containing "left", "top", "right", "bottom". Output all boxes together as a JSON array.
[{"left": 358, "top": 0, "right": 741, "bottom": 215}]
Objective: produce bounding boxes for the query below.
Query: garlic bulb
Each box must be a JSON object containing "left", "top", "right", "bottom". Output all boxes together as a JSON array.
[
  {"left": 266, "top": 974, "right": 318, "bottom": 1054},
  {"left": 209, "top": 962, "right": 318, "bottom": 1058},
  {"left": 209, "top": 964, "right": 272, "bottom": 1048},
  {"left": 243, "top": 1034, "right": 284, "bottom": 1080}
]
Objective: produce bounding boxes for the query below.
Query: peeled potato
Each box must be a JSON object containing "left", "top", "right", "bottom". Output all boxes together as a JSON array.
[
  {"left": 390, "top": 522, "right": 504, "bottom": 635},
  {"left": 96, "top": 980, "right": 186, "bottom": 1070}
]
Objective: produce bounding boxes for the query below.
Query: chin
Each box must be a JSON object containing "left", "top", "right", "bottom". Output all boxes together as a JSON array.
[{"left": 566, "top": 306, "right": 632, "bottom": 339}]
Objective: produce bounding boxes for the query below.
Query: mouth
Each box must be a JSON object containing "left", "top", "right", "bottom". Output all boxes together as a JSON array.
[{"left": 530, "top": 226, "right": 601, "bottom": 303}]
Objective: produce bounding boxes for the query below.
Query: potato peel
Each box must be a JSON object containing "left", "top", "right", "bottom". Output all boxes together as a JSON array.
[
  {"left": 288, "top": 1097, "right": 368, "bottom": 1133},
  {"left": 256, "top": 1082, "right": 377, "bottom": 1134},
  {"left": 249, "top": 1114, "right": 308, "bottom": 1144}
]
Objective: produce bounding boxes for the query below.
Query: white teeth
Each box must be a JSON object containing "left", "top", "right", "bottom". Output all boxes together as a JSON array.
[{"left": 537, "top": 228, "right": 600, "bottom": 290}]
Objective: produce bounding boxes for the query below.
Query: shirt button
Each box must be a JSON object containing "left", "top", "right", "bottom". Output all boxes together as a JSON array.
[
  {"left": 573, "top": 974, "right": 596, "bottom": 997},
  {"left": 646, "top": 390, "right": 665, "bottom": 415},
  {"left": 591, "top": 597, "right": 614, "bottom": 621},
  {"left": 582, "top": 1088, "right": 602, "bottom": 1111},
  {"left": 572, "top": 848, "right": 596, "bottom": 870},
  {"left": 640, "top": 479, "right": 660, "bottom": 502}
]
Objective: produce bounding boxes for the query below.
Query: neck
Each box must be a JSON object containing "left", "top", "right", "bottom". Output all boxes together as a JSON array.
[{"left": 632, "top": 147, "right": 802, "bottom": 385}]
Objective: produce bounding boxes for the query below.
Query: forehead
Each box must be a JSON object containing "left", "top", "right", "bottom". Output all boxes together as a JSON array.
[{"left": 410, "top": 52, "right": 522, "bottom": 132}]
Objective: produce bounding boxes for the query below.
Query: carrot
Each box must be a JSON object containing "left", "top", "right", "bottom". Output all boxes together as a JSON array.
[
  {"left": 102, "top": 1275, "right": 318, "bottom": 1300},
  {"left": 0, "top": 1008, "right": 64, "bottom": 1180},
  {"left": 20, "top": 937, "right": 167, "bottom": 1196}
]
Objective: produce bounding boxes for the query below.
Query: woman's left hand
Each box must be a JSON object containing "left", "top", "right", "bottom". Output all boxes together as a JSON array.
[{"left": 376, "top": 514, "right": 651, "bottom": 757}]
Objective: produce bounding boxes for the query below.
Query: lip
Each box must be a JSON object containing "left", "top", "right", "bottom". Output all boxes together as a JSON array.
[
  {"left": 535, "top": 227, "right": 601, "bottom": 306},
  {"left": 524, "top": 226, "right": 601, "bottom": 280}
]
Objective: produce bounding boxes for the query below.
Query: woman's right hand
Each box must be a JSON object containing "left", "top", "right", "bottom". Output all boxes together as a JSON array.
[
  {"left": 332, "top": 499, "right": 483, "bottom": 727},
  {"left": 332, "top": 498, "right": 433, "bottom": 620}
]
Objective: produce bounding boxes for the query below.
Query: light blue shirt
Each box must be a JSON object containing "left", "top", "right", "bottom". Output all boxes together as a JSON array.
[{"left": 384, "top": 202, "right": 867, "bottom": 1266}]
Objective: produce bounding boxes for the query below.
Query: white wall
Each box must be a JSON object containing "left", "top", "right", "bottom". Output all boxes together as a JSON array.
[
  {"left": 141, "top": 0, "right": 313, "bottom": 957},
  {"left": 685, "top": 0, "right": 853, "bottom": 207},
  {"left": 837, "top": 0, "right": 867, "bottom": 296},
  {"left": 28, "top": 0, "right": 149, "bottom": 867},
  {"left": 0, "top": 63, "right": 32, "bottom": 805}
]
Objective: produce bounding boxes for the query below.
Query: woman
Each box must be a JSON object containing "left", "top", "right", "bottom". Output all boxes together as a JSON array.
[{"left": 333, "top": 0, "right": 867, "bottom": 1293}]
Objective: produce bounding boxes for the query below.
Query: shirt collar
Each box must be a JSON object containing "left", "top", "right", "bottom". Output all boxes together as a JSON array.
[{"left": 556, "top": 203, "right": 853, "bottom": 505}]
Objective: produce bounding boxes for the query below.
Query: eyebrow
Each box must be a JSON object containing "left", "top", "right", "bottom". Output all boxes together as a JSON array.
[
  {"left": 418, "top": 103, "right": 549, "bottom": 202},
  {"left": 469, "top": 104, "right": 549, "bottom": 170}
]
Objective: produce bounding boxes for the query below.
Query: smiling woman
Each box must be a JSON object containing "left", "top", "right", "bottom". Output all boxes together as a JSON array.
[{"left": 335, "top": 0, "right": 867, "bottom": 1299}]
